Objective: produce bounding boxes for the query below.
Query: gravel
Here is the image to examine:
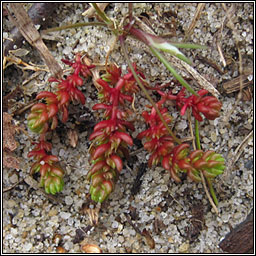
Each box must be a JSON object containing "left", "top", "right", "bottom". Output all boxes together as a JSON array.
[{"left": 3, "top": 3, "right": 253, "bottom": 253}]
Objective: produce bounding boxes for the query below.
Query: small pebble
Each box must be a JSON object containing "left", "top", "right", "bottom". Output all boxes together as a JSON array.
[
  {"left": 60, "top": 212, "right": 71, "bottom": 220},
  {"left": 65, "top": 196, "right": 73, "bottom": 206},
  {"left": 210, "top": 132, "right": 217, "bottom": 142},
  {"left": 9, "top": 172, "right": 19, "bottom": 184},
  {"left": 179, "top": 242, "right": 190, "bottom": 253}
]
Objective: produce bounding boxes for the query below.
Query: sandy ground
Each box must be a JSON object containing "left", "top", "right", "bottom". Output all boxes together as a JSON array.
[{"left": 2, "top": 3, "right": 253, "bottom": 253}]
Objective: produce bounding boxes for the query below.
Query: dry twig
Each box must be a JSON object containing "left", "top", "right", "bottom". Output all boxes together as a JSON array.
[
  {"left": 222, "top": 72, "right": 253, "bottom": 94},
  {"left": 200, "top": 172, "right": 219, "bottom": 215},
  {"left": 3, "top": 3, "right": 58, "bottom": 55},
  {"left": 221, "top": 3, "right": 245, "bottom": 124},
  {"left": 82, "top": 3, "right": 109, "bottom": 18},
  {"left": 3, "top": 178, "right": 24, "bottom": 193},
  {"left": 8, "top": 3, "right": 62, "bottom": 79},
  {"left": 170, "top": 55, "right": 220, "bottom": 98},
  {"left": 222, "top": 130, "right": 253, "bottom": 183},
  {"left": 184, "top": 3, "right": 205, "bottom": 40}
]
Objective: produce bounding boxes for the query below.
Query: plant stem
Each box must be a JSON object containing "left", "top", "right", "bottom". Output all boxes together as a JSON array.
[
  {"left": 200, "top": 171, "right": 219, "bottom": 215},
  {"left": 195, "top": 119, "right": 219, "bottom": 207},
  {"left": 170, "top": 43, "right": 208, "bottom": 50},
  {"left": 149, "top": 47, "right": 198, "bottom": 96},
  {"left": 42, "top": 22, "right": 107, "bottom": 34},
  {"left": 128, "top": 3, "right": 133, "bottom": 22},
  {"left": 207, "top": 178, "right": 219, "bottom": 206},
  {"left": 91, "top": 3, "right": 113, "bottom": 26},
  {"left": 119, "top": 36, "right": 181, "bottom": 145},
  {"left": 195, "top": 119, "right": 201, "bottom": 150}
]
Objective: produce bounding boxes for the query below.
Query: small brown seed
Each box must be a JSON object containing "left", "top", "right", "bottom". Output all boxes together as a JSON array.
[
  {"left": 56, "top": 246, "right": 66, "bottom": 253},
  {"left": 81, "top": 244, "right": 102, "bottom": 253}
]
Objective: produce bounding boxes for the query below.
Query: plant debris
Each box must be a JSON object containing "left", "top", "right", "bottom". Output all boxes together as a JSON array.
[{"left": 3, "top": 113, "right": 19, "bottom": 169}]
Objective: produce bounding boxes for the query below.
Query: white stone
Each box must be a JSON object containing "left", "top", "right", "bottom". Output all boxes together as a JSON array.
[
  {"left": 60, "top": 212, "right": 71, "bottom": 220},
  {"left": 24, "top": 243, "right": 33, "bottom": 251},
  {"left": 65, "top": 196, "right": 73, "bottom": 205}
]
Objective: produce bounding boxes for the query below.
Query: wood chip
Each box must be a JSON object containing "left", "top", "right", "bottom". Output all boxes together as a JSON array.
[
  {"left": 186, "top": 203, "right": 205, "bottom": 242},
  {"left": 141, "top": 229, "right": 155, "bottom": 249},
  {"left": 222, "top": 72, "right": 253, "bottom": 94},
  {"left": 219, "top": 209, "right": 253, "bottom": 253}
]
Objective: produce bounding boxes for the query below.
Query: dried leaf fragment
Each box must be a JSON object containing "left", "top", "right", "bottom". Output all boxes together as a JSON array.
[
  {"left": 9, "top": 48, "right": 30, "bottom": 57},
  {"left": 3, "top": 150, "right": 20, "bottom": 169},
  {"left": 84, "top": 207, "right": 100, "bottom": 226},
  {"left": 3, "top": 112, "right": 18, "bottom": 152},
  {"left": 67, "top": 129, "right": 79, "bottom": 148},
  {"left": 3, "top": 113, "right": 21, "bottom": 169},
  {"left": 242, "top": 87, "right": 252, "bottom": 101},
  {"left": 142, "top": 228, "right": 155, "bottom": 249}
]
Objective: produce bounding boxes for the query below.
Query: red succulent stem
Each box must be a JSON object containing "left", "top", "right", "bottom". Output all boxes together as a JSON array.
[
  {"left": 27, "top": 53, "right": 95, "bottom": 195},
  {"left": 137, "top": 99, "right": 175, "bottom": 167},
  {"left": 157, "top": 88, "right": 222, "bottom": 122},
  {"left": 88, "top": 64, "right": 143, "bottom": 202}
]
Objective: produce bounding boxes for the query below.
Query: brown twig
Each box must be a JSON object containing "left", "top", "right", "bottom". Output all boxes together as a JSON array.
[
  {"left": 222, "top": 130, "right": 253, "bottom": 183},
  {"left": 184, "top": 3, "right": 205, "bottom": 40},
  {"left": 124, "top": 212, "right": 142, "bottom": 235},
  {"left": 222, "top": 72, "right": 253, "bottom": 94},
  {"left": 221, "top": 3, "right": 244, "bottom": 124},
  {"left": 4, "top": 3, "right": 58, "bottom": 56},
  {"left": 195, "top": 54, "right": 224, "bottom": 75},
  {"left": 82, "top": 3, "right": 109, "bottom": 18},
  {"left": 3, "top": 178, "right": 24, "bottom": 193},
  {"left": 12, "top": 99, "right": 37, "bottom": 115},
  {"left": 8, "top": 3, "right": 62, "bottom": 79},
  {"left": 128, "top": 3, "right": 133, "bottom": 22},
  {"left": 200, "top": 172, "right": 219, "bottom": 215}
]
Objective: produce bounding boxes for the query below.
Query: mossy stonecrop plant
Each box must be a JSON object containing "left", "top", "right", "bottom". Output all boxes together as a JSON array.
[
  {"left": 87, "top": 63, "right": 145, "bottom": 202},
  {"left": 119, "top": 7, "right": 224, "bottom": 205},
  {"left": 27, "top": 3, "right": 225, "bottom": 205},
  {"left": 137, "top": 88, "right": 224, "bottom": 186},
  {"left": 27, "top": 54, "right": 95, "bottom": 194}
]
